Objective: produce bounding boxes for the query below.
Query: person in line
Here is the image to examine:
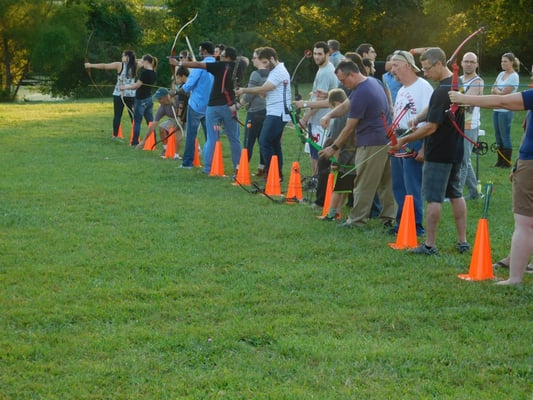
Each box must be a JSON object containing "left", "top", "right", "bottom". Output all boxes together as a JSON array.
[
  {"left": 235, "top": 47, "right": 291, "bottom": 181},
  {"left": 320, "top": 60, "right": 396, "bottom": 228},
  {"left": 327, "top": 39, "right": 344, "bottom": 68},
  {"left": 390, "top": 48, "right": 468, "bottom": 255},
  {"left": 135, "top": 66, "right": 189, "bottom": 157},
  {"left": 170, "top": 41, "right": 215, "bottom": 168},
  {"left": 388, "top": 50, "right": 433, "bottom": 237},
  {"left": 84, "top": 50, "right": 138, "bottom": 139},
  {"left": 241, "top": 48, "right": 269, "bottom": 176},
  {"left": 491, "top": 52, "right": 520, "bottom": 167},
  {"left": 121, "top": 54, "right": 157, "bottom": 146},
  {"left": 297, "top": 41, "right": 339, "bottom": 176},
  {"left": 134, "top": 87, "right": 181, "bottom": 158},
  {"left": 178, "top": 46, "right": 243, "bottom": 175},
  {"left": 459, "top": 52, "right": 484, "bottom": 200},
  {"left": 319, "top": 88, "right": 355, "bottom": 221},
  {"left": 449, "top": 88, "right": 533, "bottom": 285}
]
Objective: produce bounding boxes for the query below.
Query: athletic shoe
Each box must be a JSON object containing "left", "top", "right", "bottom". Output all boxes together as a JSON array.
[
  {"left": 456, "top": 241, "right": 471, "bottom": 253},
  {"left": 526, "top": 264, "right": 533, "bottom": 274},
  {"left": 410, "top": 243, "right": 438, "bottom": 255}
]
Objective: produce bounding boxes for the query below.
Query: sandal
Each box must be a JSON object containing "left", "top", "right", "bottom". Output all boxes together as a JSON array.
[{"left": 492, "top": 258, "right": 510, "bottom": 269}]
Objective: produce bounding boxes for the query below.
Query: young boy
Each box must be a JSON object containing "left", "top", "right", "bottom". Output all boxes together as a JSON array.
[{"left": 319, "top": 88, "right": 356, "bottom": 220}]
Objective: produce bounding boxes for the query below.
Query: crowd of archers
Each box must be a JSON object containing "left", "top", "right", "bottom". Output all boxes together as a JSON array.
[{"left": 85, "top": 35, "right": 533, "bottom": 286}]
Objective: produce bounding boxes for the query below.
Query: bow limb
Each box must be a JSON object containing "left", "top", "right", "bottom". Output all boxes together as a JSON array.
[
  {"left": 446, "top": 27, "right": 486, "bottom": 145},
  {"left": 170, "top": 12, "right": 199, "bottom": 76},
  {"left": 84, "top": 29, "right": 105, "bottom": 98},
  {"left": 447, "top": 26, "right": 486, "bottom": 94}
]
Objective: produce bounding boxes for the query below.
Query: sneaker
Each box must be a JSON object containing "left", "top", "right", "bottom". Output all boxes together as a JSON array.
[
  {"left": 318, "top": 213, "right": 341, "bottom": 221},
  {"left": 456, "top": 241, "right": 471, "bottom": 253},
  {"left": 526, "top": 264, "right": 533, "bottom": 274},
  {"left": 409, "top": 243, "right": 438, "bottom": 255},
  {"left": 178, "top": 164, "right": 193, "bottom": 169},
  {"left": 160, "top": 149, "right": 166, "bottom": 158},
  {"left": 338, "top": 220, "right": 355, "bottom": 228},
  {"left": 173, "top": 154, "right": 181, "bottom": 160},
  {"left": 256, "top": 168, "right": 265, "bottom": 177}
]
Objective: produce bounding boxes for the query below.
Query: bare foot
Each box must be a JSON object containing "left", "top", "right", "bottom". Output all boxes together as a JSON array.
[{"left": 495, "top": 279, "right": 522, "bottom": 286}]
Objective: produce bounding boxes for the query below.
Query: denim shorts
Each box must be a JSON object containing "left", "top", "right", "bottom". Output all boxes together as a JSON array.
[{"left": 422, "top": 161, "right": 463, "bottom": 202}]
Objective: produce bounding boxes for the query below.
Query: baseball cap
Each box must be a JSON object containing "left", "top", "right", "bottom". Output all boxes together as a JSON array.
[
  {"left": 153, "top": 87, "right": 169, "bottom": 99},
  {"left": 391, "top": 50, "right": 420, "bottom": 72}
]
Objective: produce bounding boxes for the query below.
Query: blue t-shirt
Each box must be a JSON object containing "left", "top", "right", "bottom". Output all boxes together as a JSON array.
[
  {"left": 519, "top": 90, "right": 533, "bottom": 160},
  {"left": 348, "top": 77, "right": 390, "bottom": 147}
]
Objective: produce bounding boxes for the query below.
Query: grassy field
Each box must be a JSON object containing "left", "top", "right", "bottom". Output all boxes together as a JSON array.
[{"left": 1, "top": 95, "right": 532, "bottom": 399}]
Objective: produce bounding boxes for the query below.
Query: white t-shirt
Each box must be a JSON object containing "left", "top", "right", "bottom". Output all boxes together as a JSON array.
[
  {"left": 493, "top": 71, "right": 519, "bottom": 112},
  {"left": 265, "top": 62, "right": 291, "bottom": 122},
  {"left": 394, "top": 77, "right": 433, "bottom": 130}
]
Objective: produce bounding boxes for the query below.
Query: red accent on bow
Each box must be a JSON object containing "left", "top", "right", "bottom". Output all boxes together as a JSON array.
[
  {"left": 447, "top": 27, "right": 486, "bottom": 115},
  {"left": 446, "top": 27, "right": 486, "bottom": 147}
]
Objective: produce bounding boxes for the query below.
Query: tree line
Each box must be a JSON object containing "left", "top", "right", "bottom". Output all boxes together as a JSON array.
[{"left": 1, "top": 0, "right": 531, "bottom": 101}]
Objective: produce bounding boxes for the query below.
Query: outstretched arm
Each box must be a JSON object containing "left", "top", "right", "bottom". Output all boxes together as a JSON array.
[{"left": 449, "top": 91, "right": 525, "bottom": 111}]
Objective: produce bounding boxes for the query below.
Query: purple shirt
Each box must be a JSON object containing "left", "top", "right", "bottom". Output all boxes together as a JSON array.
[{"left": 348, "top": 77, "right": 390, "bottom": 147}]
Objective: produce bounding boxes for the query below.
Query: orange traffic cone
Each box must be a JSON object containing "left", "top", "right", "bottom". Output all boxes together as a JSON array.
[
  {"left": 233, "top": 148, "right": 251, "bottom": 186},
  {"left": 265, "top": 156, "right": 281, "bottom": 196},
  {"left": 458, "top": 218, "right": 494, "bottom": 281},
  {"left": 321, "top": 172, "right": 336, "bottom": 217},
  {"left": 143, "top": 130, "right": 156, "bottom": 150},
  {"left": 286, "top": 161, "right": 303, "bottom": 203},
  {"left": 210, "top": 141, "right": 225, "bottom": 177},
  {"left": 389, "top": 194, "right": 418, "bottom": 249},
  {"left": 193, "top": 138, "right": 202, "bottom": 167},
  {"left": 117, "top": 124, "right": 123, "bottom": 139},
  {"left": 165, "top": 129, "right": 176, "bottom": 159}
]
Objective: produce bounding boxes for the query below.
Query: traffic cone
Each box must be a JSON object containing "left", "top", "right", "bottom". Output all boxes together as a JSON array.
[
  {"left": 389, "top": 194, "right": 418, "bottom": 249},
  {"left": 321, "top": 172, "right": 336, "bottom": 217},
  {"left": 209, "top": 141, "right": 225, "bottom": 177},
  {"left": 193, "top": 138, "right": 202, "bottom": 167},
  {"left": 117, "top": 124, "right": 123, "bottom": 139},
  {"left": 265, "top": 156, "right": 281, "bottom": 196},
  {"left": 143, "top": 130, "right": 156, "bottom": 150},
  {"left": 458, "top": 218, "right": 494, "bottom": 281},
  {"left": 286, "top": 161, "right": 303, "bottom": 203},
  {"left": 164, "top": 129, "right": 176, "bottom": 159},
  {"left": 233, "top": 148, "right": 251, "bottom": 186}
]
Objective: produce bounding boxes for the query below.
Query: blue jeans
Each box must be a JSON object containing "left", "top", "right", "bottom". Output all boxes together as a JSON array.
[
  {"left": 182, "top": 107, "right": 207, "bottom": 167},
  {"left": 259, "top": 115, "right": 286, "bottom": 178},
  {"left": 493, "top": 110, "right": 513, "bottom": 149},
  {"left": 391, "top": 155, "right": 424, "bottom": 233},
  {"left": 203, "top": 105, "right": 241, "bottom": 174},
  {"left": 460, "top": 128, "right": 479, "bottom": 196},
  {"left": 132, "top": 97, "right": 153, "bottom": 145}
]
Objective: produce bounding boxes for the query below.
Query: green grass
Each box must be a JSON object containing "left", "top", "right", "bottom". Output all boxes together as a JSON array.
[{"left": 1, "top": 97, "right": 532, "bottom": 399}]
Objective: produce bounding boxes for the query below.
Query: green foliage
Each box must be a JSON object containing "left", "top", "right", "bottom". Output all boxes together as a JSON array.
[{"left": 0, "top": 95, "right": 532, "bottom": 398}]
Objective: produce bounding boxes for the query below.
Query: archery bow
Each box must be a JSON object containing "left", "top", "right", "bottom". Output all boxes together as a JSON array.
[
  {"left": 170, "top": 12, "right": 198, "bottom": 77},
  {"left": 84, "top": 29, "right": 105, "bottom": 98},
  {"left": 446, "top": 26, "right": 486, "bottom": 146},
  {"left": 291, "top": 49, "right": 313, "bottom": 120}
]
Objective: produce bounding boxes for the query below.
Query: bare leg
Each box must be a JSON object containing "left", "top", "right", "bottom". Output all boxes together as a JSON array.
[
  {"left": 450, "top": 196, "right": 467, "bottom": 243},
  {"left": 497, "top": 213, "right": 533, "bottom": 285},
  {"left": 425, "top": 202, "right": 441, "bottom": 247}
]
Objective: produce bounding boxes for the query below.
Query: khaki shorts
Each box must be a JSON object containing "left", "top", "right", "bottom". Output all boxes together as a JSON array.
[
  {"left": 160, "top": 119, "right": 178, "bottom": 133},
  {"left": 513, "top": 159, "right": 533, "bottom": 217}
]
